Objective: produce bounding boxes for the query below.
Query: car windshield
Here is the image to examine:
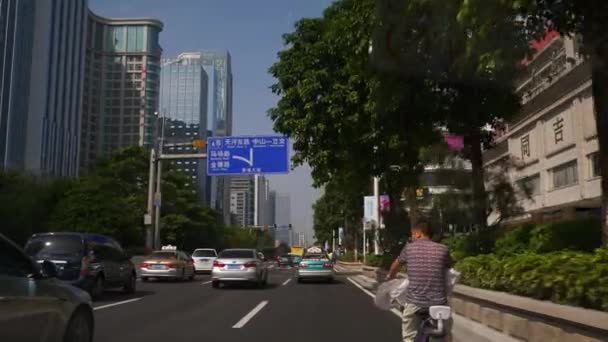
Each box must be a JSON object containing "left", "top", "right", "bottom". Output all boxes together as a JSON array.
[
  {"left": 150, "top": 251, "right": 176, "bottom": 259},
  {"left": 218, "top": 250, "right": 254, "bottom": 259},
  {"left": 24, "top": 235, "right": 83, "bottom": 257},
  {"left": 193, "top": 250, "right": 216, "bottom": 257}
]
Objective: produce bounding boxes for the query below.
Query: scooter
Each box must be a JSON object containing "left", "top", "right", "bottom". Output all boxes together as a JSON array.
[{"left": 415, "top": 305, "right": 452, "bottom": 342}]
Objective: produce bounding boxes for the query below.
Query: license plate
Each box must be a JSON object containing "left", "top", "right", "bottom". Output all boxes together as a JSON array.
[
  {"left": 228, "top": 265, "right": 241, "bottom": 270},
  {"left": 152, "top": 264, "right": 165, "bottom": 270}
]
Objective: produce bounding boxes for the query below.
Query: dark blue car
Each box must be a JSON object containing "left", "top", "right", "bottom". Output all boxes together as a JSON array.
[{"left": 24, "top": 232, "right": 136, "bottom": 299}]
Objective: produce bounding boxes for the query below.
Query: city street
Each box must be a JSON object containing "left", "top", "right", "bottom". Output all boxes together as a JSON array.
[{"left": 93, "top": 265, "right": 400, "bottom": 342}]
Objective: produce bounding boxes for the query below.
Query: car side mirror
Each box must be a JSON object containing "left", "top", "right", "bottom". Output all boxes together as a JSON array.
[{"left": 40, "top": 261, "right": 57, "bottom": 278}]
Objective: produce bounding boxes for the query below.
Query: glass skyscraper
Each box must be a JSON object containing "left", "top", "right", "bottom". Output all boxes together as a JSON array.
[
  {"left": 25, "top": 0, "right": 88, "bottom": 177},
  {"left": 0, "top": 0, "right": 35, "bottom": 172},
  {"left": 159, "top": 53, "right": 209, "bottom": 199},
  {"left": 80, "top": 12, "right": 163, "bottom": 171},
  {"left": 163, "top": 51, "right": 233, "bottom": 222}
]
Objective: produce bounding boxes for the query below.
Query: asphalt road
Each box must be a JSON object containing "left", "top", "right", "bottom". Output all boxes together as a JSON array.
[{"left": 92, "top": 264, "right": 401, "bottom": 342}]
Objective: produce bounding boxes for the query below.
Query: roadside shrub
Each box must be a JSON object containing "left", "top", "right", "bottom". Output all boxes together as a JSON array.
[
  {"left": 528, "top": 218, "right": 602, "bottom": 253},
  {"left": 494, "top": 223, "right": 535, "bottom": 257},
  {"left": 457, "top": 247, "right": 608, "bottom": 311},
  {"left": 339, "top": 251, "right": 356, "bottom": 262},
  {"left": 443, "top": 230, "right": 498, "bottom": 261},
  {"left": 365, "top": 254, "right": 383, "bottom": 267}
]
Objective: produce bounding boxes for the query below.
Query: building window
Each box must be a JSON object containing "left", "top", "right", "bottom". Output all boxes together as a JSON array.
[
  {"left": 551, "top": 160, "right": 578, "bottom": 189},
  {"left": 518, "top": 174, "right": 541, "bottom": 196},
  {"left": 589, "top": 153, "right": 600, "bottom": 178}
]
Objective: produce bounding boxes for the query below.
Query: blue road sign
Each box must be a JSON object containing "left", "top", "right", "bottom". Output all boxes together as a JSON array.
[{"left": 207, "top": 135, "right": 289, "bottom": 175}]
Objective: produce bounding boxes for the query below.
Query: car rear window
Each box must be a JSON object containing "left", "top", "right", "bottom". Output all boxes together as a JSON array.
[
  {"left": 24, "top": 235, "right": 83, "bottom": 257},
  {"left": 303, "top": 254, "right": 326, "bottom": 260},
  {"left": 193, "top": 250, "right": 216, "bottom": 257},
  {"left": 218, "top": 250, "right": 254, "bottom": 258},
  {"left": 150, "top": 251, "right": 176, "bottom": 259}
]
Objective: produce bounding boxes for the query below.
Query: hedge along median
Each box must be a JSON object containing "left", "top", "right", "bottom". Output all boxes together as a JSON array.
[{"left": 457, "top": 247, "right": 608, "bottom": 311}]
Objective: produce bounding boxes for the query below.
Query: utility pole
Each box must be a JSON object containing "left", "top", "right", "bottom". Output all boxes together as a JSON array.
[{"left": 145, "top": 148, "right": 156, "bottom": 252}]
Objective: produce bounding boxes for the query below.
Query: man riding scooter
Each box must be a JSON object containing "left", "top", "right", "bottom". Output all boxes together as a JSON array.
[{"left": 387, "top": 218, "right": 454, "bottom": 342}]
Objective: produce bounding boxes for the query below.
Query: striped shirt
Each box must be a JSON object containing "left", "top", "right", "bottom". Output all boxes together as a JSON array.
[{"left": 397, "top": 239, "right": 453, "bottom": 307}]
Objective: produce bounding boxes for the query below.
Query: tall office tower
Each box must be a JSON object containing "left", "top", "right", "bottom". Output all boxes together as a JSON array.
[
  {"left": 274, "top": 193, "right": 292, "bottom": 244},
  {"left": 159, "top": 53, "right": 209, "bottom": 199},
  {"left": 20, "top": 0, "right": 88, "bottom": 177},
  {"left": 0, "top": 0, "right": 36, "bottom": 172},
  {"left": 254, "top": 175, "right": 271, "bottom": 226},
  {"left": 230, "top": 175, "right": 255, "bottom": 227},
  {"left": 80, "top": 12, "right": 163, "bottom": 171},
  {"left": 268, "top": 191, "right": 277, "bottom": 226},
  {"left": 173, "top": 51, "right": 233, "bottom": 222}
]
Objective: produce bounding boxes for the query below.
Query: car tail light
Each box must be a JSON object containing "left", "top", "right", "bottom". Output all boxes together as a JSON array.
[
  {"left": 323, "top": 263, "right": 334, "bottom": 268},
  {"left": 191, "top": 258, "right": 195, "bottom": 264},
  {"left": 166, "top": 262, "right": 177, "bottom": 268},
  {"left": 244, "top": 261, "right": 257, "bottom": 268},
  {"left": 140, "top": 262, "right": 151, "bottom": 268},
  {"left": 213, "top": 260, "right": 225, "bottom": 267},
  {"left": 299, "top": 263, "right": 308, "bottom": 268},
  {"left": 80, "top": 256, "right": 91, "bottom": 277}
]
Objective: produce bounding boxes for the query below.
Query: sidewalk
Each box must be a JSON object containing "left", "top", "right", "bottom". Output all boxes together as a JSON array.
[{"left": 346, "top": 273, "right": 520, "bottom": 342}]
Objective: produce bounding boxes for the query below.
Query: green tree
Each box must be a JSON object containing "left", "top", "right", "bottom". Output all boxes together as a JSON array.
[
  {"left": 270, "top": 0, "right": 446, "bottom": 242},
  {"left": 50, "top": 146, "right": 227, "bottom": 249},
  {"left": 0, "top": 172, "right": 68, "bottom": 245},
  {"left": 374, "top": 0, "right": 532, "bottom": 229}
]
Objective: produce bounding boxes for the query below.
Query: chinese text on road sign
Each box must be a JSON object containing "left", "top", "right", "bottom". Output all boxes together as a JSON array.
[{"left": 207, "top": 135, "right": 290, "bottom": 175}]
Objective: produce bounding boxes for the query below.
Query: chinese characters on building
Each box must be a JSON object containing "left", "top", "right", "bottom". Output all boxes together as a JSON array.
[
  {"left": 521, "top": 134, "right": 530, "bottom": 158},
  {"left": 553, "top": 116, "right": 564, "bottom": 144}
]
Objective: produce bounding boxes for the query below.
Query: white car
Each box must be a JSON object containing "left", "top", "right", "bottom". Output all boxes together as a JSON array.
[{"left": 192, "top": 248, "right": 217, "bottom": 273}]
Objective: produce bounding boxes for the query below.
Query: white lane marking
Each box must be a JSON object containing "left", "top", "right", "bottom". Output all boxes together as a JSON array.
[
  {"left": 93, "top": 297, "right": 142, "bottom": 311},
  {"left": 232, "top": 300, "right": 269, "bottom": 329},
  {"left": 347, "top": 277, "right": 401, "bottom": 318},
  {"left": 282, "top": 278, "right": 291, "bottom": 286},
  {"left": 201, "top": 280, "right": 212, "bottom": 285}
]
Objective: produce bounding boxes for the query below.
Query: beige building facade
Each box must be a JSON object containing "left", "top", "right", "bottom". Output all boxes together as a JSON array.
[{"left": 484, "top": 34, "right": 600, "bottom": 224}]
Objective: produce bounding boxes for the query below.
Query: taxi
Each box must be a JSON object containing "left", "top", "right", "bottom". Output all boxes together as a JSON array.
[
  {"left": 296, "top": 246, "right": 334, "bottom": 283},
  {"left": 139, "top": 245, "right": 196, "bottom": 281}
]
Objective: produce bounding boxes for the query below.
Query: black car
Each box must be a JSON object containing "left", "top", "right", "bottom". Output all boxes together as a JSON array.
[
  {"left": 277, "top": 254, "right": 293, "bottom": 267},
  {"left": 0, "top": 233, "right": 94, "bottom": 342},
  {"left": 24, "top": 232, "right": 136, "bottom": 300}
]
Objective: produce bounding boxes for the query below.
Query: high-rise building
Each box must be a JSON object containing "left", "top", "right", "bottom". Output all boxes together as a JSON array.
[
  {"left": 274, "top": 193, "right": 292, "bottom": 244},
  {"left": 25, "top": 0, "right": 88, "bottom": 177},
  {"left": 268, "top": 191, "right": 277, "bottom": 226},
  {"left": 275, "top": 193, "right": 291, "bottom": 225},
  {"left": 80, "top": 12, "right": 163, "bottom": 171},
  {"left": 253, "top": 175, "right": 272, "bottom": 226},
  {"left": 166, "top": 51, "right": 233, "bottom": 222},
  {"left": 0, "top": 0, "right": 35, "bottom": 172},
  {"left": 230, "top": 175, "right": 255, "bottom": 227},
  {"left": 159, "top": 53, "right": 209, "bottom": 199}
]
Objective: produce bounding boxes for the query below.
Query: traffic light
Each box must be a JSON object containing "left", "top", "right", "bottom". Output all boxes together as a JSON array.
[{"left": 192, "top": 138, "right": 206, "bottom": 150}]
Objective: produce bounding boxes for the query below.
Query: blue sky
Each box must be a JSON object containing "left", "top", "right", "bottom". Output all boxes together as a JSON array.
[{"left": 90, "top": 0, "right": 333, "bottom": 240}]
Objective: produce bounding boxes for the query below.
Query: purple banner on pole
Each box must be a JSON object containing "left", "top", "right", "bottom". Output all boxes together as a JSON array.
[{"left": 444, "top": 135, "right": 464, "bottom": 151}]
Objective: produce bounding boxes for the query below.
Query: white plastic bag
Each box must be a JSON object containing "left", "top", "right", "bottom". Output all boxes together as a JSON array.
[
  {"left": 374, "top": 268, "right": 460, "bottom": 311},
  {"left": 375, "top": 278, "right": 407, "bottom": 310}
]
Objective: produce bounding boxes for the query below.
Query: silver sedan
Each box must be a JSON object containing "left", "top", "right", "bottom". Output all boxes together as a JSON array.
[{"left": 211, "top": 249, "right": 268, "bottom": 288}]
